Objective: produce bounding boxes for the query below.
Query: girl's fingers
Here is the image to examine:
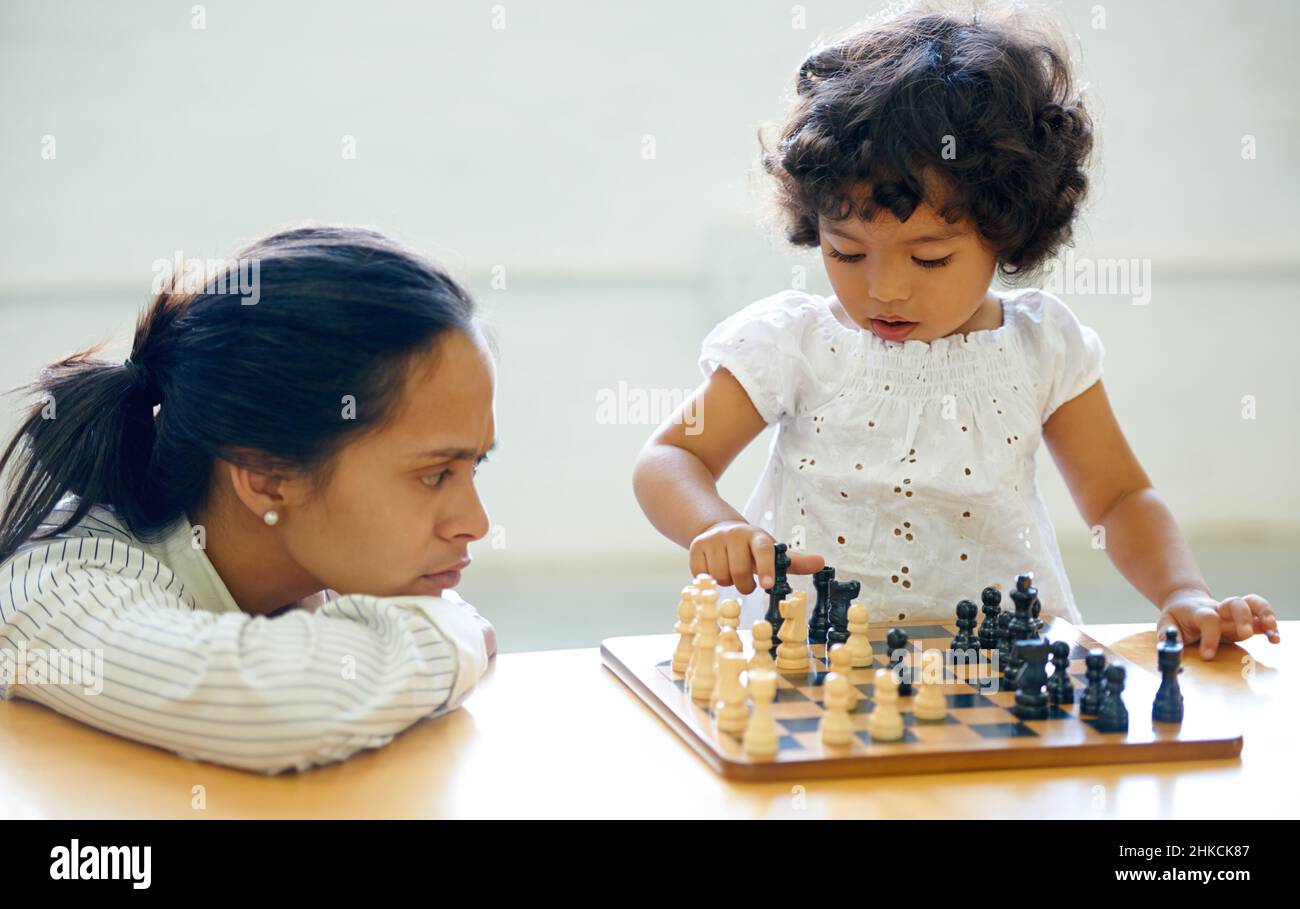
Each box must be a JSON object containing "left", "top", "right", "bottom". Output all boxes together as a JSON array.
[
  {"left": 725, "top": 535, "right": 758, "bottom": 595},
  {"left": 788, "top": 551, "right": 826, "bottom": 576},
  {"left": 1220, "top": 597, "right": 1253, "bottom": 641},
  {"left": 703, "top": 548, "right": 733, "bottom": 588},
  {"left": 688, "top": 546, "right": 709, "bottom": 581},
  {"left": 1244, "top": 594, "right": 1281, "bottom": 641},
  {"left": 749, "top": 533, "right": 776, "bottom": 590},
  {"left": 1196, "top": 608, "right": 1222, "bottom": 659}
]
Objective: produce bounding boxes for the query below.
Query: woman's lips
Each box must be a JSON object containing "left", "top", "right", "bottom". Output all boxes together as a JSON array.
[{"left": 870, "top": 318, "right": 918, "bottom": 341}]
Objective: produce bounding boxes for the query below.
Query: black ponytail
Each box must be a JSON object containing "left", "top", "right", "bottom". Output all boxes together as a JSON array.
[{"left": 0, "top": 224, "right": 478, "bottom": 565}]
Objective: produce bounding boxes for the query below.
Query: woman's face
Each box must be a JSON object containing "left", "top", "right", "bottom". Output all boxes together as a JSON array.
[
  {"left": 818, "top": 187, "right": 1000, "bottom": 343},
  {"left": 279, "top": 327, "right": 495, "bottom": 599}
]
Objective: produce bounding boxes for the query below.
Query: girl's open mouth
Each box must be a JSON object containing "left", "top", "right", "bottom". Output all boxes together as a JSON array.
[{"left": 870, "top": 318, "right": 918, "bottom": 341}]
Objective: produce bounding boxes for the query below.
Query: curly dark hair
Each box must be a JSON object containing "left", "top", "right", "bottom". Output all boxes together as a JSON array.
[{"left": 760, "top": 0, "right": 1093, "bottom": 280}]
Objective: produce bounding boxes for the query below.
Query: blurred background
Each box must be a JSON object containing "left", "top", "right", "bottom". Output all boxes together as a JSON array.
[{"left": 1, "top": 0, "right": 1295, "bottom": 651}]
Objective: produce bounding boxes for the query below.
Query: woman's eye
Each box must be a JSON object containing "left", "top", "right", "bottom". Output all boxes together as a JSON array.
[{"left": 421, "top": 470, "right": 450, "bottom": 488}]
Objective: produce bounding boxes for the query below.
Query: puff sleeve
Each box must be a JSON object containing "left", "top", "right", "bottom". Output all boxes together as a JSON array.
[
  {"left": 1023, "top": 289, "right": 1106, "bottom": 423},
  {"left": 698, "top": 291, "right": 826, "bottom": 424}
]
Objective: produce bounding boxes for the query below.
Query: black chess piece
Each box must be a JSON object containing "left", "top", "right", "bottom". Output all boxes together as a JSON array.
[
  {"left": 995, "top": 611, "right": 1014, "bottom": 686},
  {"left": 1031, "top": 593, "right": 1044, "bottom": 635},
  {"left": 826, "top": 578, "right": 860, "bottom": 646},
  {"left": 1097, "top": 664, "right": 1129, "bottom": 732},
  {"left": 763, "top": 543, "right": 793, "bottom": 650},
  {"left": 1079, "top": 649, "right": 1107, "bottom": 716},
  {"left": 1046, "top": 639, "right": 1074, "bottom": 705},
  {"left": 887, "top": 627, "right": 912, "bottom": 696},
  {"left": 1152, "top": 627, "right": 1185, "bottom": 724},
  {"left": 808, "top": 566, "right": 835, "bottom": 646},
  {"left": 1002, "top": 573, "right": 1037, "bottom": 691},
  {"left": 978, "top": 587, "right": 1002, "bottom": 650},
  {"left": 1011, "top": 638, "right": 1051, "bottom": 720},
  {"left": 950, "top": 599, "right": 980, "bottom": 654}
]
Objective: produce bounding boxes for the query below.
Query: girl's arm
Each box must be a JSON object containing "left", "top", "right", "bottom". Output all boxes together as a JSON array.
[
  {"left": 632, "top": 367, "right": 823, "bottom": 592},
  {"left": 1043, "top": 379, "right": 1280, "bottom": 658},
  {"left": 0, "top": 537, "right": 490, "bottom": 774}
]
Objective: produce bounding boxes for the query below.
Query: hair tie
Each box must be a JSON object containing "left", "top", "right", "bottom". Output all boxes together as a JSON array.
[{"left": 122, "top": 356, "right": 163, "bottom": 407}]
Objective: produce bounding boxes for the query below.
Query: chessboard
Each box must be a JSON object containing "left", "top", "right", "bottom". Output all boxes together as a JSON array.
[{"left": 600, "top": 615, "right": 1244, "bottom": 782}]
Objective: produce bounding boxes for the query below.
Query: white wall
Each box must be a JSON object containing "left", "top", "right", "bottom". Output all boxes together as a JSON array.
[{"left": 2, "top": 1, "right": 1296, "bottom": 644}]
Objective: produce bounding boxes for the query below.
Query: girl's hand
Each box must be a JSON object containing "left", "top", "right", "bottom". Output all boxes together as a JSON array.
[
  {"left": 689, "top": 522, "right": 824, "bottom": 595},
  {"left": 1157, "top": 589, "right": 1280, "bottom": 659}
]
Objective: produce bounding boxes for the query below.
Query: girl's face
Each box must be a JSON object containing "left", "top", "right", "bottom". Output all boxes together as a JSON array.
[
  {"left": 818, "top": 188, "right": 1001, "bottom": 343},
  {"left": 279, "top": 327, "right": 495, "bottom": 599}
]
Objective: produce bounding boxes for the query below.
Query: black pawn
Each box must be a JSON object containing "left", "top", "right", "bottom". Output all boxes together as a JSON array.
[
  {"left": 978, "top": 587, "right": 1002, "bottom": 650},
  {"left": 950, "top": 599, "right": 980, "bottom": 654},
  {"left": 1011, "top": 638, "right": 1051, "bottom": 720},
  {"left": 1079, "top": 649, "right": 1107, "bottom": 716},
  {"left": 808, "top": 566, "right": 835, "bottom": 646},
  {"left": 1046, "top": 639, "right": 1074, "bottom": 705},
  {"left": 763, "top": 543, "right": 793, "bottom": 650},
  {"left": 1153, "top": 627, "right": 1185, "bottom": 724},
  {"left": 996, "top": 611, "right": 1015, "bottom": 687},
  {"left": 826, "top": 578, "right": 860, "bottom": 646},
  {"left": 1097, "top": 664, "right": 1129, "bottom": 732},
  {"left": 887, "top": 627, "right": 912, "bottom": 696}
]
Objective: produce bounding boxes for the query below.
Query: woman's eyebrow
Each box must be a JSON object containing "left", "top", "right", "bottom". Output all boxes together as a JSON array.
[{"left": 410, "top": 439, "right": 498, "bottom": 461}]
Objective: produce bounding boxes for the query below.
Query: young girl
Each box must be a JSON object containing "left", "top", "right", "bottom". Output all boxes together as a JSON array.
[
  {"left": 0, "top": 225, "right": 498, "bottom": 773},
  {"left": 633, "top": 5, "right": 1278, "bottom": 659}
]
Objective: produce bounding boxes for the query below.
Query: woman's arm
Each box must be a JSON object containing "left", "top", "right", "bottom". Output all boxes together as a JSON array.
[
  {"left": 1043, "top": 379, "right": 1279, "bottom": 657},
  {"left": 0, "top": 536, "right": 489, "bottom": 773}
]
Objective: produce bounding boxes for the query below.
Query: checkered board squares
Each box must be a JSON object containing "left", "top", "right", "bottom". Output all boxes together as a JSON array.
[{"left": 600, "top": 616, "right": 1243, "bottom": 781}]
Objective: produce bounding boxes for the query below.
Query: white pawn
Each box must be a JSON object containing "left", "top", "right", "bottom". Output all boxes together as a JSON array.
[
  {"left": 749, "top": 620, "right": 775, "bottom": 671},
  {"left": 775, "top": 596, "right": 811, "bottom": 673},
  {"left": 743, "top": 669, "right": 780, "bottom": 759},
  {"left": 827, "top": 644, "right": 859, "bottom": 709},
  {"left": 672, "top": 586, "right": 697, "bottom": 674},
  {"left": 714, "top": 652, "right": 749, "bottom": 735},
  {"left": 820, "top": 673, "right": 855, "bottom": 747},
  {"left": 717, "top": 598, "right": 743, "bottom": 654},
  {"left": 867, "top": 667, "right": 905, "bottom": 741},
  {"left": 847, "top": 602, "right": 873, "bottom": 668},
  {"left": 690, "top": 594, "right": 720, "bottom": 705},
  {"left": 913, "top": 651, "right": 949, "bottom": 721}
]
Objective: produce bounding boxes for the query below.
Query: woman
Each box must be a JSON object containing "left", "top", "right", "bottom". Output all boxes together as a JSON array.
[{"left": 0, "top": 225, "right": 498, "bottom": 774}]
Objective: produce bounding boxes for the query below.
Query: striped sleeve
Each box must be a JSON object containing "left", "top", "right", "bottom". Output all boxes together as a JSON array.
[{"left": 0, "top": 535, "right": 489, "bottom": 774}]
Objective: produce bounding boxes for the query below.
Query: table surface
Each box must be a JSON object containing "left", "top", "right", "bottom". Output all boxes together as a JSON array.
[{"left": 1, "top": 622, "right": 1295, "bottom": 819}]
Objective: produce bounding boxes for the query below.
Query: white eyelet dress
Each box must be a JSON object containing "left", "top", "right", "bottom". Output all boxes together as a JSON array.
[{"left": 698, "top": 286, "right": 1104, "bottom": 629}]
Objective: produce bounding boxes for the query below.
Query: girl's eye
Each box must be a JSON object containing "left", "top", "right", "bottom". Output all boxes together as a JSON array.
[
  {"left": 914, "top": 256, "right": 953, "bottom": 269},
  {"left": 827, "top": 248, "right": 864, "bottom": 263}
]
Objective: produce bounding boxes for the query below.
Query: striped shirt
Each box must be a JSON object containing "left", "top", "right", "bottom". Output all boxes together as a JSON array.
[{"left": 0, "top": 496, "right": 489, "bottom": 774}]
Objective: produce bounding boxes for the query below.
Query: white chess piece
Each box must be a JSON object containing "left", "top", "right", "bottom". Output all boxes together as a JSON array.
[
  {"left": 867, "top": 667, "right": 905, "bottom": 741},
  {"left": 715, "top": 652, "right": 749, "bottom": 735},
  {"left": 827, "top": 644, "right": 859, "bottom": 709},
  {"left": 743, "top": 669, "right": 780, "bottom": 759},
  {"left": 718, "top": 596, "right": 744, "bottom": 656},
  {"left": 775, "top": 596, "right": 811, "bottom": 673},
  {"left": 672, "top": 586, "right": 697, "bottom": 674},
  {"left": 749, "top": 620, "right": 775, "bottom": 671},
  {"left": 913, "top": 651, "right": 949, "bottom": 721},
  {"left": 847, "top": 603, "right": 873, "bottom": 668},
  {"left": 690, "top": 594, "right": 720, "bottom": 704},
  {"left": 820, "top": 672, "right": 855, "bottom": 747}
]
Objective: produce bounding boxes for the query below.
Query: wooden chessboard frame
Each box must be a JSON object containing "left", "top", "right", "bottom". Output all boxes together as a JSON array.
[{"left": 600, "top": 617, "right": 1243, "bottom": 781}]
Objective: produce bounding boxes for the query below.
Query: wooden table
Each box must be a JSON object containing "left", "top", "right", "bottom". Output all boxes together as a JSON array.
[{"left": 1, "top": 622, "right": 1295, "bottom": 819}]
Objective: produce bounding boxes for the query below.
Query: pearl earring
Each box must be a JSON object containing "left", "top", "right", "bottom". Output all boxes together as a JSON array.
[{"left": 263, "top": 510, "right": 279, "bottom": 526}]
